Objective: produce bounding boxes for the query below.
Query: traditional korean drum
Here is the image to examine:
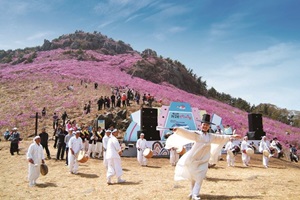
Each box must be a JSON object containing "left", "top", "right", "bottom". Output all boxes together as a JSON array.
[
  {"left": 176, "top": 146, "right": 186, "bottom": 155},
  {"left": 263, "top": 150, "right": 270, "bottom": 157},
  {"left": 246, "top": 147, "right": 254, "bottom": 155},
  {"left": 143, "top": 148, "right": 153, "bottom": 158},
  {"left": 40, "top": 163, "right": 48, "bottom": 176},
  {"left": 231, "top": 145, "right": 240, "bottom": 155},
  {"left": 77, "top": 150, "right": 89, "bottom": 163}
]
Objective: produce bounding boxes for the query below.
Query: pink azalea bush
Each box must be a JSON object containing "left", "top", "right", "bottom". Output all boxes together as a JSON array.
[{"left": 0, "top": 49, "right": 299, "bottom": 149}]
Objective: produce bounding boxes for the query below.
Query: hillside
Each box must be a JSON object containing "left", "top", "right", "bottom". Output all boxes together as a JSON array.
[{"left": 0, "top": 31, "right": 300, "bottom": 149}]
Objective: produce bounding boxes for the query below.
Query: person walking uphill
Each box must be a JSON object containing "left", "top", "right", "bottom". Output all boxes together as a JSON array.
[
  {"left": 39, "top": 127, "right": 51, "bottom": 159},
  {"left": 166, "top": 114, "right": 241, "bottom": 200}
]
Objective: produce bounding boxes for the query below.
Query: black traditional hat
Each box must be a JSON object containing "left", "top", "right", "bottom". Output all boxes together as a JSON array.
[{"left": 201, "top": 114, "right": 214, "bottom": 125}]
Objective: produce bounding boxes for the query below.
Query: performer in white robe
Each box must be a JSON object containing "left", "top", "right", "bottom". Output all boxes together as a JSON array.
[
  {"left": 68, "top": 131, "right": 83, "bottom": 174},
  {"left": 136, "top": 133, "right": 148, "bottom": 166},
  {"left": 259, "top": 136, "right": 271, "bottom": 168},
  {"left": 166, "top": 114, "right": 240, "bottom": 200},
  {"left": 102, "top": 129, "right": 111, "bottom": 169},
  {"left": 241, "top": 136, "right": 251, "bottom": 167},
  {"left": 27, "top": 136, "right": 45, "bottom": 187},
  {"left": 106, "top": 129, "right": 125, "bottom": 184},
  {"left": 224, "top": 137, "right": 235, "bottom": 167}
]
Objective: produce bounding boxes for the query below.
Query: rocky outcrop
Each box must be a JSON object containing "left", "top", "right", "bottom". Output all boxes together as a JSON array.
[{"left": 40, "top": 31, "right": 134, "bottom": 55}]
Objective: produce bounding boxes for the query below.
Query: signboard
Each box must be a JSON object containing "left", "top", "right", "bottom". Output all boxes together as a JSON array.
[
  {"left": 97, "top": 120, "right": 105, "bottom": 129},
  {"left": 160, "top": 102, "right": 198, "bottom": 140}
]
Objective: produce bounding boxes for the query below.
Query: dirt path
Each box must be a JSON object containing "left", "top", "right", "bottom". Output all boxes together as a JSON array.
[{"left": 0, "top": 139, "right": 299, "bottom": 200}]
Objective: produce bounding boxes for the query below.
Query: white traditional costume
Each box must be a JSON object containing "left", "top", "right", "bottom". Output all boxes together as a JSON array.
[
  {"left": 102, "top": 130, "right": 111, "bottom": 168},
  {"left": 241, "top": 137, "right": 250, "bottom": 166},
  {"left": 224, "top": 139, "right": 235, "bottom": 167},
  {"left": 166, "top": 127, "right": 232, "bottom": 199},
  {"left": 68, "top": 132, "right": 83, "bottom": 174},
  {"left": 27, "top": 136, "right": 45, "bottom": 187},
  {"left": 136, "top": 133, "right": 148, "bottom": 166},
  {"left": 106, "top": 131, "right": 124, "bottom": 184},
  {"left": 259, "top": 136, "right": 270, "bottom": 168}
]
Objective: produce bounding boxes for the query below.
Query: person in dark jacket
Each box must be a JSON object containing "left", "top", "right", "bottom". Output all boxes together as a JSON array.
[
  {"left": 39, "top": 127, "right": 51, "bottom": 159},
  {"left": 56, "top": 125, "right": 67, "bottom": 160},
  {"left": 8, "top": 127, "right": 20, "bottom": 155}
]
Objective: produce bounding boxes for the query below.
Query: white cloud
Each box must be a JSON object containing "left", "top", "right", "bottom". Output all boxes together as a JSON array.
[
  {"left": 209, "top": 13, "right": 251, "bottom": 39},
  {"left": 204, "top": 42, "right": 300, "bottom": 110},
  {"left": 26, "top": 32, "right": 52, "bottom": 41},
  {"left": 234, "top": 43, "right": 299, "bottom": 66},
  {"left": 153, "top": 33, "right": 166, "bottom": 41},
  {"left": 169, "top": 26, "right": 186, "bottom": 33}
]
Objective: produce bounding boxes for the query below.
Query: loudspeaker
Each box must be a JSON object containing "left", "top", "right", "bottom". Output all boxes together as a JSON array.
[
  {"left": 141, "top": 108, "right": 158, "bottom": 119},
  {"left": 140, "top": 108, "right": 160, "bottom": 140},
  {"left": 248, "top": 113, "right": 263, "bottom": 132}
]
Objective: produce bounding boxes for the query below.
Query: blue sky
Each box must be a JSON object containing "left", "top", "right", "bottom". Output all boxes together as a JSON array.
[{"left": 0, "top": 0, "right": 299, "bottom": 111}]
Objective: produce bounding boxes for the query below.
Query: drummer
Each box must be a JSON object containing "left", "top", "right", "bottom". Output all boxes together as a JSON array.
[
  {"left": 136, "top": 133, "right": 148, "bottom": 166},
  {"left": 68, "top": 130, "right": 83, "bottom": 174},
  {"left": 102, "top": 129, "right": 112, "bottom": 169},
  {"left": 106, "top": 129, "right": 126, "bottom": 184},
  {"left": 224, "top": 137, "right": 235, "bottom": 167},
  {"left": 259, "top": 136, "right": 271, "bottom": 168},
  {"left": 241, "top": 136, "right": 251, "bottom": 167}
]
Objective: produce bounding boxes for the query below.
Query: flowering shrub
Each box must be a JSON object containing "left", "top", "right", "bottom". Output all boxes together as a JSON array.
[{"left": 0, "top": 49, "right": 299, "bottom": 148}]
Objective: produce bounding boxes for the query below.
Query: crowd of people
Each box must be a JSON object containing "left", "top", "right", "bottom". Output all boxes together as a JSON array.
[
  {"left": 22, "top": 119, "right": 126, "bottom": 186},
  {"left": 2, "top": 110, "right": 299, "bottom": 199}
]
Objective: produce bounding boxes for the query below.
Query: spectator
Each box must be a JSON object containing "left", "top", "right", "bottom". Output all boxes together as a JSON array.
[
  {"left": 97, "top": 96, "right": 104, "bottom": 110},
  {"left": 290, "top": 144, "right": 298, "bottom": 162},
  {"left": 41, "top": 107, "right": 46, "bottom": 117},
  {"left": 39, "top": 127, "right": 51, "bottom": 159},
  {"left": 52, "top": 112, "right": 59, "bottom": 130},
  {"left": 56, "top": 126, "right": 67, "bottom": 160},
  {"left": 64, "top": 128, "right": 74, "bottom": 166},
  {"left": 8, "top": 127, "right": 20, "bottom": 155},
  {"left": 62, "top": 111, "right": 68, "bottom": 126},
  {"left": 3, "top": 129, "right": 11, "bottom": 141}
]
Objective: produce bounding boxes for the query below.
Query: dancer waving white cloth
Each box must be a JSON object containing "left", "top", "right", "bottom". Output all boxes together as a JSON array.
[{"left": 166, "top": 114, "right": 240, "bottom": 200}]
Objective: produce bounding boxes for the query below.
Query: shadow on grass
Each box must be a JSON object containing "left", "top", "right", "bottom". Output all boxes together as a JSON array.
[
  {"left": 115, "top": 180, "right": 142, "bottom": 186},
  {"left": 144, "top": 165, "right": 161, "bottom": 169},
  {"left": 201, "top": 194, "right": 261, "bottom": 199},
  {"left": 205, "top": 177, "right": 242, "bottom": 182},
  {"left": 36, "top": 182, "right": 57, "bottom": 188},
  {"left": 77, "top": 173, "right": 99, "bottom": 178}
]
